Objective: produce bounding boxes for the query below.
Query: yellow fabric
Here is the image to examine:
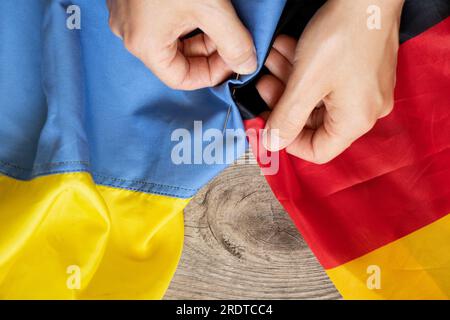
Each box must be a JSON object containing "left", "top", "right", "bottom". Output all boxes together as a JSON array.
[
  {"left": 0, "top": 172, "right": 188, "bottom": 299},
  {"left": 327, "top": 213, "right": 450, "bottom": 300}
]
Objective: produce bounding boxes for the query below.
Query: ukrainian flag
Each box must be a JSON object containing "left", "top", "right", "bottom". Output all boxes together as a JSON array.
[{"left": 0, "top": 0, "right": 286, "bottom": 299}]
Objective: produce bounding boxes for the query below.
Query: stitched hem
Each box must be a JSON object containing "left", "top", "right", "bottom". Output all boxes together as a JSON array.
[{"left": 0, "top": 161, "right": 197, "bottom": 199}]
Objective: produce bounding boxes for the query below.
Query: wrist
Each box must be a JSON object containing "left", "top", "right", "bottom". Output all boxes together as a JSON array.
[
  {"left": 368, "top": 0, "right": 405, "bottom": 19},
  {"left": 333, "top": 0, "right": 404, "bottom": 16}
]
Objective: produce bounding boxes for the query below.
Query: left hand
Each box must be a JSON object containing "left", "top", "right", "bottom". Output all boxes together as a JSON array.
[{"left": 107, "top": 0, "right": 257, "bottom": 90}]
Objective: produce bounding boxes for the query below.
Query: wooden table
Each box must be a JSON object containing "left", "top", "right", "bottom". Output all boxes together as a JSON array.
[{"left": 165, "top": 152, "right": 340, "bottom": 300}]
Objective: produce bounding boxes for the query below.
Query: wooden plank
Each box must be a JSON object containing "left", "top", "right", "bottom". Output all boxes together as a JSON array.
[{"left": 165, "top": 152, "right": 340, "bottom": 300}]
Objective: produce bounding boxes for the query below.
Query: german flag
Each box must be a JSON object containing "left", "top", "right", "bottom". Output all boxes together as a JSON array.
[{"left": 241, "top": 0, "right": 450, "bottom": 299}]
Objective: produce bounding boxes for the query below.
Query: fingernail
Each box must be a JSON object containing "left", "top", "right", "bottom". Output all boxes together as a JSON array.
[
  {"left": 262, "top": 127, "right": 286, "bottom": 152},
  {"left": 236, "top": 52, "right": 257, "bottom": 75}
]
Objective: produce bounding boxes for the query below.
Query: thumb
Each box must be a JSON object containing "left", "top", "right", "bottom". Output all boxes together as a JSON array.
[
  {"left": 196, "top": 1, "right": 257, "bottom": 75},
  {"left": 264, "top": 71, "right": 326, "bottom": 152}
]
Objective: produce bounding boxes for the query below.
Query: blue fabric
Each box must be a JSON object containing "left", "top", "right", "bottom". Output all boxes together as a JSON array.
[{"left": 0, "top": 0, "right": 286, "bottom": 198}]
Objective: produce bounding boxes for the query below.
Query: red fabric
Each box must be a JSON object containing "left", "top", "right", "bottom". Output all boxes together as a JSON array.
[{"left": 245, "top": 17, "right": 450, "bottom": 269}]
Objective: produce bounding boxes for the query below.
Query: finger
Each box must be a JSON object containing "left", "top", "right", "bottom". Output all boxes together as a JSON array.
[
  {"left": 305, "top": 105, "right": 325, "bottom": 130},
  {"left": 109, "top": 22, "right": 123, "bottom": 40},
  {"left": 126, "top": 32, "right": 233, "bottom": 90},
  {"left": 259, "top": 111, "right": 271, "bottom": 121},
  {"left": 107, "top": 1, "right": 123, "bottom": 39},
  {"left": 263, "top": 68, "right": 327, "bottom": 151},
  {"left": 272, "top": 35, "right": 297, "bottom": 64},
  {"left": 106, "top": 0, "right": 113, "bottom": 12},
  {"left": 181, "top": 33, "right": 237, "bottom": 88},
  {"left": 181, "top": 33, "right": 236, "bottom": 88},
  {"left": 169, "top": 51, "right": 232, "bottom": 90},
  {"left": 264, "top": 48, "right": 293, "bottom": 85},
  {"left": 196, "top": 1, "right": 257, "bottom": 75},
  {"left": 286, "top": 109, "right": 375, "bottom": 164},
  {"left": 256, "top": 74, "right": 285, "bottom": 109},
  {"left": 285, "top": 126, "right": 350, "bottom": 164},
  {"left": 182, "top": 33, "right": 216, "bottom": 57}
]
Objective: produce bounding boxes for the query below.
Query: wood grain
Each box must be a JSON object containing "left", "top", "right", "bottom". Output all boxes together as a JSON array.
[{"left": 165, "top": 152, "right": 340, "bottom": 300}]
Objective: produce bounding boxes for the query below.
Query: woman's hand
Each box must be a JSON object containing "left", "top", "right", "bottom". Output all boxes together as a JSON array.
[
  {"left": 107, "top": 0, "right": 257, "bottom": 90},
  {"left": 264, "top": 0, "right": 404, "bottom": 164}
]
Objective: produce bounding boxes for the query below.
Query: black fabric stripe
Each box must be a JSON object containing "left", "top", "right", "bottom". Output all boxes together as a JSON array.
[
  {"left": 234, "top": 0, "right": 450, "bottom": 120},
  {"left": 401, "top": 0, "right": 450, "bottom": 43}
]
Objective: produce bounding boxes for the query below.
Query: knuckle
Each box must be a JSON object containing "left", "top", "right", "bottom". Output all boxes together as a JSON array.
[
  {"left": 311, "top": 155, "right": 332, "bottom": 165},
  {"left": 310, "top": 148, "right": 336, "bottom": 165},
  {"left": 165, "top": 80, "right": 183, "bottom": 90},
  {"left": 108, "top": 16, "right": 114, "bottom": 29},
  {"left": 223, "top": 40, "right": 254, "bottom": 64},
  {"left": 277, "top": 117, "right": 299, "bottom": 140},
  {"left": 163, "top": 71, "right": 189, "bottom": 90},
  {"left": 108, "top": 18, "right": 121, "bottom": 37},
  {"left": 193, "top": 0, "right": 227, "bottom": 24},
  {"left": 310, "top": 144, "right": 346, "bottom": 165},
  {"left": 351, "top": 92, "right": 384, "bottom": 133},
  {"left": 361, "top": 83, "right": 395, "bottom": 118},
  {"left": 123, "top": 33, "right": 145, "bottom": 57},
  {"left": 352, "top": 110, "right": 376, "bottom": 134},
  {"left": 310, "top": 146, "right": 341, "bottom": 165},
  {"left": 195, "top": 0, "right": 230, "bottom": 15},
  {"left": 380, "top": 96, "right": 394, "bottom": 118},
  {"left": 358, "top": 116, "right": 376, "bottom": 134}
]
